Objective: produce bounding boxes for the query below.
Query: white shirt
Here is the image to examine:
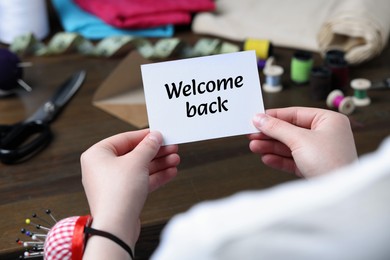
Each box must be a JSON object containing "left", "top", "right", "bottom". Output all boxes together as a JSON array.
[{"left": 152, "top": 137, "right": 390, "bottom": 260}]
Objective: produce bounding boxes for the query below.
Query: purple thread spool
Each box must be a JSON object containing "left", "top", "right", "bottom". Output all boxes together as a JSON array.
[{"left": 0, "top": 48, "right": 23, "bottom": 94}]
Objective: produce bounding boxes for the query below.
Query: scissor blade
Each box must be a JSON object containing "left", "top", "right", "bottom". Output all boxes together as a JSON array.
[
  {"left": 26, "top": 70, "right": 86, "bottom": 123},
  {"left": 50, "top": 70, "right": 86, "bottom": 107}
]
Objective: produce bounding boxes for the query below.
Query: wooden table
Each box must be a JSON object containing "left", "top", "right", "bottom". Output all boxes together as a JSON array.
[{"left": 1, "top": 31, "right": 389, "bottom": 259}]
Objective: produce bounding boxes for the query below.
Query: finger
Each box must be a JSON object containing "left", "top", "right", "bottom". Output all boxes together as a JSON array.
[
  {"left": 266, "top": 107, "right": 329, "bottom": 129},
  {"left": 149, "top": 153, "right": 180, "bottom": 174},
  {"left": 149, "top": 167, "right": 178, "bottom": 192},
  {"left": 128, "top": 131, "right": 163, "bottom": 166},
  {"left": 96, "top": 129, "right": 150, "bottom": 156},
  {"left": 155, "top": 144, "right": 179, "bottom": 159},
  {"left": 252, "top": 113, "right": 308, "bottom": 150},
  {"left": 261, "top": 154, "right": 297, "bottom": 175},
  {"left": 249, "top": 139, "right": 291, "bottom": 158},
  {"left": 247, "top": 132, "right": 271, "bottom": 141}
]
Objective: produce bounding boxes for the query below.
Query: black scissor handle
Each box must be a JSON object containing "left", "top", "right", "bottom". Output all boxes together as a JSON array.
[{"left": 0, "top": 121, "right": 53, "bottom": 164}]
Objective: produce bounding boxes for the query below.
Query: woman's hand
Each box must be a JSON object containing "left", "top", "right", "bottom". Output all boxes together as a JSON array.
[
  {"left": 81, "top": 129, "right": 180, "bottom": 255},
  {"left": 248, "top": 107, "right": 357, "bottom": 178}
]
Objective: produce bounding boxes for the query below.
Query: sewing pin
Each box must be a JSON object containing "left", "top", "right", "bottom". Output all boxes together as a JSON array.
[
  {"left": 45, "top": 209, "right": 58, "bottom": 223},
  {"left": 17, "top": 79, "right": 32, "bottom": 92},
  {"left": 25, "top": 219, "right": 51, "bottom": 232},
  {"left": 24, "top": 251, "right": 44, "bottom": 258},
  {"left": 32, "top": 212, "right": 52, "bottom": 226}
]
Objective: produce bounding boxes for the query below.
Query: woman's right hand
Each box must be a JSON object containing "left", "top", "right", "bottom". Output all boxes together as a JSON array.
[{"left": 248, "top": 107, "right": 358, "bottom": 178}]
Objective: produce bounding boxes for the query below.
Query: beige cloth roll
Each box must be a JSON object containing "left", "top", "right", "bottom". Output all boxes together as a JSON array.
[{"left": 192, "top": 0, "right": 390, "bottom": 64}]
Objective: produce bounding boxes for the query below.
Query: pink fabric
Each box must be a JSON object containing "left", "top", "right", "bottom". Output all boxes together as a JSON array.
[{"left": 74, "top": 0, "right": 215, "bottom": 29}]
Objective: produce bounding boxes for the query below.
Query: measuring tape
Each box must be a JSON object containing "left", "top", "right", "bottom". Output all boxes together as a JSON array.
[{"left": 9, "top": 32, "right": 240, "bottom": 59}]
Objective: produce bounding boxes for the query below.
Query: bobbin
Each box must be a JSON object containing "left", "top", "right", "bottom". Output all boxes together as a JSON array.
[
  {"left": 243, "top": 38, "right": 273, "bottom": 60},
  {"left": 290, "top": 50, "right": 313, "bottom": 84},
  {"left": 263, "top": 64, "right": 284, "bottom": 93},
  {"left": 325, "top": 49, "right": 349, "bottom": 93},
  {"left": 0, "top": 48, "right": 32, "bottom": 96},
  {"left": 310, "top": 66, "right": 332, "bottom": 100},
  {"left": 351, "top": 78, "right": 371, "bottom": 106},
  {"left": 326, "top": 89, "right": 355, "bottom": 115}
]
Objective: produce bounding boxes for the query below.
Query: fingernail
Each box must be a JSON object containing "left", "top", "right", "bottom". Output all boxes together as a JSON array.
[
  {"left": 253, "top": 114, "right": 268, "bottom": 127},
  {"left": 148, "top": 131, "right": 162, "bottom": 145}
]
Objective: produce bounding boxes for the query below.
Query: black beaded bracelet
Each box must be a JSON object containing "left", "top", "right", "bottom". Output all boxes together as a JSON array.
[{"left": 84, "top": 226, "right": 134, "bottom": 259}]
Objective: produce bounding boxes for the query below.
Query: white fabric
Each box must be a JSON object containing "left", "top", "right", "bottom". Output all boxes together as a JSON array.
[
  {"left": 192, "top": 0, "right": 390, "bottom": 64},
  {"left": 151, "top": 136, "right": 390, "bottom": 260}
]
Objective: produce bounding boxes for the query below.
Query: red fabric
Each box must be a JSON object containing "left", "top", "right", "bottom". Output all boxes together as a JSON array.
[{"left": 74, "top": 0, "right": 215, "bottom": 29}]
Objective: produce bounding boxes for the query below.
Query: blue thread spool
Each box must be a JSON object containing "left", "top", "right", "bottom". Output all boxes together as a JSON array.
[{"left": 263, "top": 65, "right": 283, "bottom": 93}]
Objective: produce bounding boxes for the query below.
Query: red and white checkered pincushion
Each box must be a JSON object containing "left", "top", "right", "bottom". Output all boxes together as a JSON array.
[{"left": 44, "top": 216, "right": 78, "bottom": 260}]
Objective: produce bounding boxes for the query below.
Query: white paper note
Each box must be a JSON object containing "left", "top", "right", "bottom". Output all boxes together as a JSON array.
[{"left": 141, "top": 50, "right": 264, "bottom": 145}]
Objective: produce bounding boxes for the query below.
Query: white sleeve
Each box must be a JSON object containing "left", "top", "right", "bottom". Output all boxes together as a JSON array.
[{"left": 151, "top": 137, "right": 390, "bottom": 260}]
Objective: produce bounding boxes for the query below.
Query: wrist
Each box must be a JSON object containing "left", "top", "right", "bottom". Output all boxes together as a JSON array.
[{"left": 90, "top": 214, "right": 140, "bottom": 249}]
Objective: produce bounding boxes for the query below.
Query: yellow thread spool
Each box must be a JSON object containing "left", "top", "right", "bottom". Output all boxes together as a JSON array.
[{"left": 244, "top": 38, "right": 272, "bottom": 60}]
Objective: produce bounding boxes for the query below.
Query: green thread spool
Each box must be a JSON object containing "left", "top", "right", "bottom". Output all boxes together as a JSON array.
[
  {"left": 354, "top": 89, "right": 367, "bottom": 98},
  {"left": 351, "top": 78, "right": 371, "bottom": 106},
  {"left": 291, "top": 51, "right": 313, "bottom": 84}
]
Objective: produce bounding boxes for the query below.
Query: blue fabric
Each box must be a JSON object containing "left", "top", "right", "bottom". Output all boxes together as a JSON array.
[{"left": 51, "top": 0, "right": 174, "bottom": 39}]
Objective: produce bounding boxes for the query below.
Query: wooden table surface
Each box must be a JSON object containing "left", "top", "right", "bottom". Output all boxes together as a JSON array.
[{"left": 0, "top": 31, "right": 389, "bottom": 259}]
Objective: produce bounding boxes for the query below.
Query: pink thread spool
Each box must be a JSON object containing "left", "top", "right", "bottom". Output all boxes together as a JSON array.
[{"left": 326, "top": 89, "right": 355, "bottom": 115}]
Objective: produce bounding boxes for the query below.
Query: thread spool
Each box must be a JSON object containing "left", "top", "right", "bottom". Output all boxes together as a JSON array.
[
  {"left": 325, "top": 49, "right": 345, "bottom": 65},
  {"left": 309, "top": 66, "right": 332, "bottom": 100},
  {"left": 325, "top": 50, "right": 349, "bottom": 93},
  {"left": 257, "top": 59, "right": 267, "bottom": 70},
  {"left": 0, "top": 48, "right": 31, "bottom": 96},
  {"left": 290, "top": 50, "right": 313, "bottom": 84},
  {"left": 351, "top": 78, "right": 371, "bottom": 106},
  {"left": 0, "top": 0, "right": 49, "bottom": 44},
  {"left": 263, "top": 64, "right": 283, "bottom": 93},
  {"left": 326, "top": 89, "right": 355, "bottom": 115},
  {"left": 243, "top": 38, "right": 273, "bottom": 60}
]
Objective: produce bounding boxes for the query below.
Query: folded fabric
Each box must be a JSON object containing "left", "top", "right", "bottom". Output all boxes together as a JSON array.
[
  {"left": 192, "top": 0, "right": 390, "bottom": 64},
  {"left": 317, "top": 0, "right": 390, "bottom": 64},
  {"left": 51, "top": 0, "right": 174, "bottom": 40},
  {"left": 74, "top": 0, "right": 215, "bottom": 29}
]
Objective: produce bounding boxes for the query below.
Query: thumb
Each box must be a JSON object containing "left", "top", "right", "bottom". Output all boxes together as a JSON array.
[
  {"left": 252, "top": 113, "right": 305, "bottom": 148},
  {"left": 129, "top": 131, "right": 163, "bottom": 166}
]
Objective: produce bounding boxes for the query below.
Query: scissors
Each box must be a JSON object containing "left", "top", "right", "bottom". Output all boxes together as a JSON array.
[
  {"left": 370, "top": 77, "right": 390, "bottom": 90},
  {"left": 0, "top": 70, "right": 86, "bottom": 164}
]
